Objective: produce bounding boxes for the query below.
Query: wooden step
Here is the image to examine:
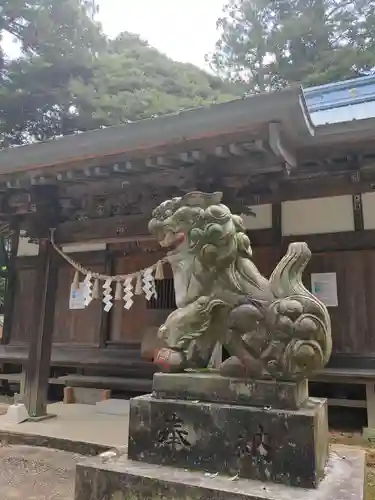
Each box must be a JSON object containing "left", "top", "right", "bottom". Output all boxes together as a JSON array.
[{"left": 58, "top": 374, "right": 152, "bottom": 392}]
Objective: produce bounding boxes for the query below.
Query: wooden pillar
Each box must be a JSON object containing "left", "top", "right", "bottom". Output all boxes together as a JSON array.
[
  {"left": 23, "top": 239, "right": 58, "bottom": 418},
  {"left": 1, "top": 228, "right": 20, "bottom": 345},
  {"left": 272, "top": 202, "right": 282, "bottom": 255},
  {"left": 364, "top": 382, "right": 375, "bottom": 439}
]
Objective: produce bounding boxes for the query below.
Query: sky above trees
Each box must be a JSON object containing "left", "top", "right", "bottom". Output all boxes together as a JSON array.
[
  {"left": 2, "top": 0, "right": 225, "bottom": 69},
  {"left": 98, "top": 0, "right": 223, "bottom": 69}
]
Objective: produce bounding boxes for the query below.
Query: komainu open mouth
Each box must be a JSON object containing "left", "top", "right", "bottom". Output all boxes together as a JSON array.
[{"left": 159, "top": 232, "right": 187, "bottom": 253}]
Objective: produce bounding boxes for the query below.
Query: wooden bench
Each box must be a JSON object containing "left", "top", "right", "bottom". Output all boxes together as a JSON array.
[
  {"left": 0, "top": 344, "right": 156, "bottom": 402},
  {"left": 0, "top": 372, "right": 66, "bottom": 398},
  {"left": 0, "top": 373, "right": 65, "bottom": 384},
  {"left": 58, "top": 375, "right": 153, "bottom": 404},
  {"left": 311, "top": 368, "right": 375, "bottom": 437},
  {"left": 58, "top": 374, "right": 153, "bottom": 392}
]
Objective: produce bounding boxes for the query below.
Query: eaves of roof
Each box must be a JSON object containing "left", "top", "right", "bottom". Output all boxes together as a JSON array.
[{"left": 0, "top": 87, "right": 312, "bottom": 177}]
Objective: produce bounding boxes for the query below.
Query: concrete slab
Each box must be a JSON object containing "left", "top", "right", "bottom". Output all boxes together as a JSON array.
[
  {"left": 75, "top": 446, "right": 365, "bottom": 500},
  {"left": 95, "top": 399, "right": 131, "bottom": 416},
  {"left": 71, "top": 387, "right": 106, "bottom": 405},
  {"left": 0, "top": 402, "right": 129, "bottom": 454}
]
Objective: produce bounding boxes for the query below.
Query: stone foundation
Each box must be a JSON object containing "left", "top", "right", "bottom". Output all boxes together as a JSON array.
[{"left": 74, "top": 446, "right": 365, "bottom": 500}]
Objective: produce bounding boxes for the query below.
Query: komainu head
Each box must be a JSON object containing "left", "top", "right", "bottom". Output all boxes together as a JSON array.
[{"left": 148, "top": 191, "right": 254, "bottom": 269}]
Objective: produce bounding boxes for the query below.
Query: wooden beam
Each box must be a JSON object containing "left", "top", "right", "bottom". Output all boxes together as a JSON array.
[
  {"left": 23, "top": 239, "right": 58, "bottom": 418},
  {"left": 228, "top": 143, "right": 245, "bottom": 156},
  {"left": 179, "top": 150, "right": 205, "bottom": 164},
  {"left": 247, "top": 228, "right": 275, "bottom": 247},
  {"left": 99, "top": 249, "right": 113, "bottom": 348},
  {"left": 242, "top": 140, "right": 266, "bottom": 153},
  {"left": 55, "top": 214, "right": 151, "bottom": 244},
  {"left": 1, "top": 228, "right": 19, "bottom": 345},
  {"left": 112, "top": 162, "right": 133, "bottom": 173},
  {"left": 214, "top": 146, "right": 230, "bottom": 158},
  {"left": 268, "top": 122, "right": 297, "bottom": 170},
  {"left": 0, "top": 344, "right": 156, "bottom": 373},
  {"left": 83, "top": 166, "right": 110, "bottom": 178},
  {"left": 145, "top": 156, "right": 172, "bottom": 168},
  {"left": 249, "top": 227, "right": 375, "bottom": 252},
  {"left": 6, "top": 179, "right": 22, "bottom": 189},
  {"left": 30, "top": 176, "right": 49, "bottom": 186},
  {"left": 242, "top": 175, "right": 375, "bottom": 204},
  {"left": 56, "top": 170, "right": 77, "bottom": 182},
  {"left": 282, "top": 229, "right": 375, "bottom": 253}
]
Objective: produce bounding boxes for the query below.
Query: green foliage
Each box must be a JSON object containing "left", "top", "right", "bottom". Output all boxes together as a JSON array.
[
  {"left": 71, "top": 33, "right": 240, "bottom": 130},
  {"left": 0, "top": 0, "right": 104, "bottom": 146},
  {"left": 0, "top": 4, "right": 241, "bottom": 147},
  {"left": 0, "top": 0, "right": 102, "bottom": 59},
  {"left": 210, "top": 0, "right": 375, "bottom": 91}
]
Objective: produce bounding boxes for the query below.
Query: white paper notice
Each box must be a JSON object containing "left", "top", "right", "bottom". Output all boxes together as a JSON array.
[
  {"left": 69, "top": 282, "right": 86, "bottom": 310},
  {"left": 310, "top": 272, "right": 338, "bottom": 307}
]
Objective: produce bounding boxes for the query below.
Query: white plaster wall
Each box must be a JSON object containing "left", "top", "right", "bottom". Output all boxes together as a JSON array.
[
  {"left": 241, "top": 204, "right": 272, "bottom": 230},
  {"left": 62, "top": 242, "right": 106, "bottom": 253},
  {"left": 362, "top": 192, "right": 375, "bottom": 230},
  {"left": 281, "top": 195, "right": 354, "bottom": 236},
  {"left": 17, "top": 239, "right": 106, "bottom": 257}
]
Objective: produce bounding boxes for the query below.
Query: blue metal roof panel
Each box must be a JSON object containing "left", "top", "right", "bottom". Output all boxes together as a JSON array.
[
  {"left": 303, "top": 74, "right": 375, "bottom": 125},
  {"left": 309, "top": 101, "right": 375, "bottom": 125}
]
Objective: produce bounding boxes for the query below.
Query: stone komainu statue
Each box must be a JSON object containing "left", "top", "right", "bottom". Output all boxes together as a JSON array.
[{"left": 148, "top": 191, "right": 332, "bottom": 380}]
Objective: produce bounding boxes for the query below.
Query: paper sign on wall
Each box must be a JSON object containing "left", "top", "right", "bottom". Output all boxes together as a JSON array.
[
  {"left": 69, "top": 282, "right": 86, "bottom": 310},
  {"left": 310, "top": 272, "right": 338, "bottom": 307}
]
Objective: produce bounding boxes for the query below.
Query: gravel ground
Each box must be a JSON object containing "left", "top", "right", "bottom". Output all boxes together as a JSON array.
[{"left": 0, "top": 444, "right": 82, "bottom": 500}]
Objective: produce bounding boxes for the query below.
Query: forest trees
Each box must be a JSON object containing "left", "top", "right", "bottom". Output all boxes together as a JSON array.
[
  {"left": 210, "top": 0, "right": 375, "bottom": 91},
  {"left": 0, "top": 1, "right": 239, "bottom": 147},
  {"left": 0, "top": 0, "right": 104, "bottom": 145},
  {"left": 70, "top": 32, "right": 238, "bottom": 130}
]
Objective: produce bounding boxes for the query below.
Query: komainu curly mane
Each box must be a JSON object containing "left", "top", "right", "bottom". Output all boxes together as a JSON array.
[{"left": 149, "top": 191, "right": 332, "bottom": 380}]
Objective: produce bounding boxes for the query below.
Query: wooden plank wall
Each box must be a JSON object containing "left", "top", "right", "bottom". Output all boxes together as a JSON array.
[
  {"left": 306, "top": 250, "right": 375, "bottom": 357},
  {"left": 8, "top": 245, "right": 282, "bottom": 349},
  {"left": 11, "top": 242, "right": 375, "bottom": 357},
  {"left": 9, "top": 254, "right": 106, "bottom": 347},
  {"left": 250, "top": 245, "right": 375, "bottom": 358},
  {"left": 9, "top": 247, "right": 171, "bottom": 349},
  {"left": 252, "top": 246, "right": 281, "bottom": 278},
  {"left": 109, "top": 249, "right": 174, "bottom": 344},
  {"left": 52, "top": 259, "right": 106, "bottom": 346},
  {"left": 109, "top": 251, "right": 164, "bottom": 344}
]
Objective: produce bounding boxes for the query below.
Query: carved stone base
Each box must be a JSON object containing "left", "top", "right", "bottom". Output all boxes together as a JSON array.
[
  {"left": 153, "top": 372, "right": 309, "bottom": 410},
  {"left": 74, "top": 447, "right": 365, "bottom": 500},
  {"left": 128, "top": 391, "right": 329, "bottom": 489}
]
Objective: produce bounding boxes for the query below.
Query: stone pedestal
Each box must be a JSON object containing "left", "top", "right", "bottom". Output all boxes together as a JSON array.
[
  {"left": 128, "top": 374, "right": 327, "bottom": 488},
  {"left": 152, "top": 372, "right": 309, "bottom": 409},
  {"left": 74, "top": 372, "right": 365, "bottom": 500}
]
